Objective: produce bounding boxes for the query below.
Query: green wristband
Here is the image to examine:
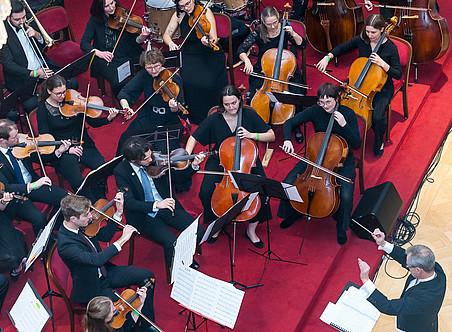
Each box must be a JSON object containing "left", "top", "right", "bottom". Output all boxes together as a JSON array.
[
  {"left": 132, "top": 310, "right": 140, "bottom": 316},
  {"left": 256, "top": 133, "right": 260, "bottom": 141},
  {"left": 32, "top": 182, "right": 38, "bottom": 190},
  {"left": 33, "top": 70, "right": 37, "bottom": 77},
  {"left": 325, "top": 55, "right": 331, "bottom": 62}
]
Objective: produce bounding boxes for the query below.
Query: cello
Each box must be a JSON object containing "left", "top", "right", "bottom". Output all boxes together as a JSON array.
[
  {"left": 305, "top": 0, "right": 364, "bottom": 53},
  {"left": 250, "top": 4, "right": 296, "bottom": 125},
  {"left": 392, "top": 0, "right": 449, "bottom": 64},
  {"left": 210, "top": 106, "right": 260, "bottom": 221}
]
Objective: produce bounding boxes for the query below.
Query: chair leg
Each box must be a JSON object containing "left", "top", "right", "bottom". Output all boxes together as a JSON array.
[
  {"left": 166, "top": 261, "right": 171, "bottom": 284},
  {"left": 359, "top": 158, "right": 365, "bottom": 195},
  {"left": 386, "top": 102, "right": 392, "bottom": 142},
  {"left": 402, "top": 87, "right": 409, "bottom": 119},
  {"left": 128, "top": 234, "right": 135, "bottom": 266}
]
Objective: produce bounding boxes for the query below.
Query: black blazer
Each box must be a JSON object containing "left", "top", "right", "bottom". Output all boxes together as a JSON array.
[
  {"left": 0, "top": 23, "right": 59, "bottom": 91},
  {"left": 0, "top": 151, "right": 41, "bottom": 194},
  {"left": 367, "top": 245, "right": 446, "bottom": 332},
  {"left": 113, "top": 160, "right": 195, "bottom": 226},
  {"left": 57, "top": 220, "right": 119, "bottom": 303}
]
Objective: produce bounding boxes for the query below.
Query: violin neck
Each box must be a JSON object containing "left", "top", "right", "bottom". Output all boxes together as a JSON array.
[
  {"left": 126, "top": 20, "right": 142, "bottom": 29},
  {"left": 102, "top": 198, "right": 116, "bottom": 213},
  {"left": 86, "top": 102, "right": 111, "bottom": 112}
]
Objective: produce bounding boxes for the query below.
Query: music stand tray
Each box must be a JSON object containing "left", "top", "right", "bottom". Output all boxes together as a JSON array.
[
  {"left": 269, "top": 91, "right": 318, "bottom": 107},
  {"left": 76, "top": 155, "right": 123, "bottom": 193},
  {"left": 0, "top": 77, "right": 39, "bottom": 118},
  {"left": 54, "top": 51, "right": 95, "bottom": 80}
]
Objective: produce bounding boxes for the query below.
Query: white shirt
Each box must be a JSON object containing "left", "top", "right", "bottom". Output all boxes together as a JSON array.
[
  {"left": 7, "top": 20, "right": 43, "bottom": 71},
  {"left": 129, "top": 162, "right": 163, "bottom": 212},
  {"left": 0, "top": 146, "right": 33, "bottom": 184}
]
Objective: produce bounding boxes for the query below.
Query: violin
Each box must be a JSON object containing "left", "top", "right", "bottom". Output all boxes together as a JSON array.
[
  {"left": 250, "top": 4, "right": 296, "bottom": 125},
  {"left": 0, "top": 182, "right": 28, "bottom": 201},
  {"left": 289, "top": 104, "right": 349, "bottom": 219},
  {"left": 146, "top": 148, "right": 214, "bottom": 178},
  {"left": 12, "top": 133, "right": 81, "bottom": 159},
  {"left": 153, "top": 69, "right": 189, "bottom": 115},
  {"left": 108, "top": 6, "right": 144, "bottom": 34},
  {"left": 305, "top": 0, "right": 364, "bottom": 53},
  {"left": 188, "top": 4, "right": 219, "bottom": 51},
  {"left": 110, "top": 279, "right": 160, "bottom": 329},
  {"left": 60, "top": 89, "right": 125, "bottom": 118},
  {"left": 211, "top": 107, "right": 260, "bottom": 221}
]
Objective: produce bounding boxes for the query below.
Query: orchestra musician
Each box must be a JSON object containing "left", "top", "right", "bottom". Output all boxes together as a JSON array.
[
  {"left": 163, "top": 0, "right": 228, "bottom": 125},
  {"left": 57, "top": 193, "right": 157, "bottom": 331},
  {"left": 278, "top": 83, "right": 361, "bottom": 245},
  {"left": 237, "top": 6, "right": 306, "bottom": 142},
  {"left": 80, "top": 0, "right": 151, "bottom": 97},
  {"left": 113, "top": 136, "right": 206, "bottom": 272},
  {"left": 364, "top": 0, "right": 440, "bottom": 20},
  {"left": 0, "top": 119, "right": 69, "bottom": 236},
  {"left": 316, "top": 14, "right": 401, "bottom": 157},
  {"left": 37, "top": 75, "right": 119, "bottom": 201},
  {"left": 0, "top": 0, "right": 78, "bottom": 114},
  {"left": 185, "top": 85, "right": 275, "bottom": 247}
]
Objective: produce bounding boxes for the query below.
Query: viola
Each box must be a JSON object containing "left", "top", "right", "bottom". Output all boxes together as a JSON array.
[
  {"left": 188, "top": 5, "right": 219, "bottom": 51},
  {"left": 211, "top": 107, "right": 260, "bottom": 221},
  {"left": 60, "top": 89, "right": 125, "bottom": 118},
  {"left": 153, "top": 69, "right": 189, "bottom": 115},
  {"left": 392, "top": 0, "right": 450, "bottom": 64},
  {"left": 108, "top": 6, "right": 144, "bottom": 34},
  {"left": 305, "top": 0, "right": 364, "bottom": 53},
  {"left": 290, "top": 105, "right": 349, "bottom": 219},
  {"left": 146, "top": 148, "right": 214, "bottom": 178},
  {"left": 12, "top": 133, "right": 81, "bottom": 159},
  {"left": 0, "top": 182, "right": 28, "bottom": 201},
  {"left": 250, "top": 4, "right": 296, "bottom": 125}
]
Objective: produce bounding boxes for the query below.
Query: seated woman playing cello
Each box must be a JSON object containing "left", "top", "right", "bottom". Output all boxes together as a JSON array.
[
  {"left": 278, "top": 83, "right": 361, "bottom": 245},
  {"left": 185, "top": 85, "right": 275, "bottom": 248},
  {"left": 316, "top": 14, "right": 401, "bottom": 157},
  {"left": 37, "top": 75, "right": 119, "bottom": 201}
]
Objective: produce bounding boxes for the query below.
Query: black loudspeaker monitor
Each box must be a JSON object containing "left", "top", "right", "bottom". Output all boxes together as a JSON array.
[{"left": 351, "top": 181, "right": 403, "bottom": 241}]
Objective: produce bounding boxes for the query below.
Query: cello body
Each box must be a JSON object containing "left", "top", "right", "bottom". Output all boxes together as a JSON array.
[
  {"left": 305, "top": 0, "right": 364, "bottom": 53},
  {"left": 393, "top": 0, "right": 449, "bottom": 64}
]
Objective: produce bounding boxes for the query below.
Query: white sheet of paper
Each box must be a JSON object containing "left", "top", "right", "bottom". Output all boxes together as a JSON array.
[
  {"left": 117, "top": 60, "right": 131, "bottom": 83},
  {"left": 282, "top": 182, "right": 303, "bottom": 203},
  {"left": 265, "top": 91, "right": 278, "bottom": 103}
]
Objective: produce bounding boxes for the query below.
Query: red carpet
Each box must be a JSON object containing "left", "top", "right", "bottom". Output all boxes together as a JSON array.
[{"left": 1, "top": 0, "right": 451, "bottom": 331}]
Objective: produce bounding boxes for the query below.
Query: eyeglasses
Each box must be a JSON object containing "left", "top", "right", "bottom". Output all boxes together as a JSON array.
[
  {"left": 104, "top": 0, "right": 116, "bottom": 9},
  {"left": 263, "top": 20, "right": 279, "bottom": 28},
  {"left": 317, "top": 99, "right": 334, "bottom": 107},
  {"left": 51, "top": 90, "right": 66, "bottom": 97},
  {"left": 179, "top": 0, "right": 193, "bottom": 10}
]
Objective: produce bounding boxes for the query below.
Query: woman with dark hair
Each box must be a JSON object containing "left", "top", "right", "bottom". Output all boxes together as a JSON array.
[
  {"left": 316, "top": 14, "right": 401, "bottom": 157},
  {"left": 277, "top": 83, "right": 361, "bottom": 245},
  {"left": 162, "top": 0, "right": 228, "bottom": 125},
  {"left": 36, "top": 75, "right": 119, "bottom": 201},
  {"left": 80, "top": 0, "right": 151, "bottom": 97},
  {"left": 185, "top": 85, "right": 275, "bottom": 247}
]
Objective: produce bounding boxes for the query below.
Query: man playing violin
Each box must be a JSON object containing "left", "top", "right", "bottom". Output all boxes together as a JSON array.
[
  {"left": 58, "top": 193, "right": 157, "bottom": 331},
  {"left": 278, "top": 83, "right": 361, "bottom": 245},
  {"left": 0, "top": 118, "right": 69, "bottom": 236},
  {"left": 113, "top": 136, "right": 206, "bottom": 275},
  {"left": 0, "top": 0, "right": 78, "bottom": 114}
]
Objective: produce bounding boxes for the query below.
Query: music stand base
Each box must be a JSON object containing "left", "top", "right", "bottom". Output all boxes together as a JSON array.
[
  {"left": 249, "top": 248, "right": 307, "bottom": 266},
  {"left": 179, "top": 309, "right": 224, "bottom": 330}
]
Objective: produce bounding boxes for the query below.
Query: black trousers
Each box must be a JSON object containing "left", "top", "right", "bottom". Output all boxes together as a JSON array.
[
  {"left": 371, "top": 91, "right": 391, "bottom": 154},
  {"left": 98, "top": 265, "right": 155, "bottom": 329},
  {"left": 0, "top": 274, "right": 8, "bottom": 314},
  {"left": 277, "top": 159, "right": 356, "bottom": 233},
  {"left": 128, "top": 208, "right": 205, "bottom": 268}
]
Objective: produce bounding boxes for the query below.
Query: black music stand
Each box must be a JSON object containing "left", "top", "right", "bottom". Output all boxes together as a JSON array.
[
  {"left": 163, "top": 50, "right": 183, "bottom": 69},
  {"left": 76, "top": 155, "right": 123, "bottom": 194},
  {"left": 0, "top": 77, "right": 38, "bottom": 119},
  {"left": 54, "top": 51, "right": 95, "bottom": 80},
  {"left": 202, "top": 193, "right": 263, "bottom": 290},
  {"left": 120, "top": 123, "right": 184, "bottom": 152},
  {"left": 229, "top": 172, "right": 307, "bottom": 284}
]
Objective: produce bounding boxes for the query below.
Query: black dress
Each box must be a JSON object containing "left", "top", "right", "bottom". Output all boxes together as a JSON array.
[
  {"left": 179, "top": 14, "right": 228, "bottom": 125},
  {"left": 80, "top": 16, "right": 144, "bottom": 97},
  {"left": 192, "top": 108, "right": 271, "bottom": 224},
  {"left": 330, "top": 36, "right": 401, "bottom": 154},
  {"left": 277, "top": 104, "right": 361, "bottom": 233},
  {"left": 236, "top": 25, "right": 306, "bottom": 100}
]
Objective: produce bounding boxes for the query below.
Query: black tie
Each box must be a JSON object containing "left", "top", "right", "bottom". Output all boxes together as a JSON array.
[
  {"left": 78, "top": 231, "right": 107, "bottom": 277},
  {"left": 6, "top": 149, "right": 25, "bottom": 184}
]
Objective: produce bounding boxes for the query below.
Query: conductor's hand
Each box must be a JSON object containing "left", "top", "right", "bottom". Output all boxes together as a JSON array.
[
  {"left": 35, "top": 176, "right": 52, "bottom": 189},
  {"left": 316, "top": 56, "right": 330, "bottom": 72},
  {"left": 358, "top": 258, "right": 371, "bottom": 284},
  {"left": 371, "top": 228, "right": 386, "bottom": 247},
  {"left": 156, "top": 198, "right": 175, "bottom": 212},
  {"left": 117, "top": 225, "right": 138, "bottom": 246},
  {"left": 192, "top": 152, "right": 206, "bottom": 168},
  {"left": 69, "top": 145, "right": 84, "bottom": 157},
  {"left": 364, "top": 0, "right": 373, "bottom": 11},
  {"left": 282, "top": 140, "right": 294, "bottom": 154}
]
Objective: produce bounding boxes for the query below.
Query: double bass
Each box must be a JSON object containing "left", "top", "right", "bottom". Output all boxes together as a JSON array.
[
  {"left": 250, "top": 4, "right": 296, "bottom": 125},
  {"left": 305, "top": 0, "right": 364, "bottom": 53},
  {"left": 210, "top": 107, "right": 260, "bottom": 221},
  {"left": 393, "top": 0, "right": 449, "bottom": 64}
]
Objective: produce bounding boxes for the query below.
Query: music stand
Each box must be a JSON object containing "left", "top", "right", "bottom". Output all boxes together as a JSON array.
[
  {"left": 76, "top": 155, "right": 123, "bottom": 194},
  {"left": 202, "top": 193, "right": 263, "bottom": 290},
  {"left": 0, "top": 77, "right": 39, "bottom": 118},
  {"left": 229, "top": 172, "right": 307, "bottom": 284},
  {"left": 163, "top": 50, "right": 183, "bottom": 69},
  {"left": 120, "top": 123, "right": 184, "bottom": 151},
  {"left": 54, "top": 51, "right": 95, "bottom": 80}
]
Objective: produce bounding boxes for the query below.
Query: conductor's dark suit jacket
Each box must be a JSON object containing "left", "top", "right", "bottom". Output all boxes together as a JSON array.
[
  {"left": 367, "top": 245, "right": 446, "bottom": 332},
  {"left": 57, "top": 220, "right": 119, "bottom": 303},
  {"left": 113, "top": 160, "right": 196, "bottom": 226}
]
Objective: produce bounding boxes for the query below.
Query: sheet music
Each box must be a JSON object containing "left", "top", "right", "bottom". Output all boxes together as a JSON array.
[
  {"left": 282, "top": 182, "right": 303, "bottom": 203},
  {"left": 243, "top": 192, "right": 259, "bottom": 211},
  {"left": 117, "top": 60, "right": 131, "bottom": 83},
  {"left": 171, "top": 216, "right": 200, "bottom": 284},
  {"left": 8, "top": 280, "right": 51, "bottom": 332},
  {"left": 171, "top": 266, "right": 245, "bottom": 329}
]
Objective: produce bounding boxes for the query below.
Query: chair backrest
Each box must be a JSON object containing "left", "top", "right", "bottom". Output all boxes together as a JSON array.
[
  {"left": 47, "top": 242, "right": 74, "bottom": 300},
  {"left": 213, "top": 12, "right": 234, "bottom": 85},
  {"left": 287, "top": 19, "right": 307, "bottom": 84},
  {"left": 36, "top": 6, "right": 76, "bottom": 42},
  {"left": 389, "top": 36, "right": 412, "bottom": 86}
]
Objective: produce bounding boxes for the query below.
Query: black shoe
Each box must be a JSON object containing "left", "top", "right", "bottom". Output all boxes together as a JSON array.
[
  {"left": 190, "top": 259, "right": 200, "bottom": 269},
  {"left": 294, "top": 126, "right": 304, "bottom": 144},
  {"left": 244, "top": 231, "right": 264, "bottom": 249},
  {"left": 373, "top": 142, "right": 384, "bottom": 157},
  {"left": 207, "top": 235, "right": 218, "bottom": 244},
  {"left": 337, "top": 230, "right": 347, "bottom": 245},
  {"left": 10, "top": 270, "right": 20, "bottom": 282},
  {"left": 280, "top": 215, "right": 302, "bottom": 229}
]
